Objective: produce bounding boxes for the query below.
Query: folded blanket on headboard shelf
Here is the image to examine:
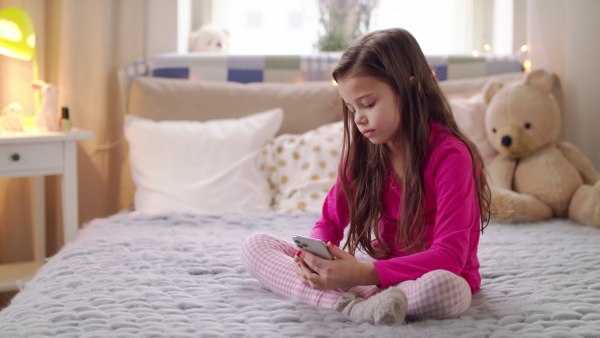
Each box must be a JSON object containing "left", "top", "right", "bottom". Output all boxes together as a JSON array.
[{"left": 118, "top": 52, "right": 523, "bottom": 109}]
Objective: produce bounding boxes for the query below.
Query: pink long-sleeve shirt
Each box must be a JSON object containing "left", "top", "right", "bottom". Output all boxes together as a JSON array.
[{"left": 309, "top": 121, "right": 482, "bottom": 293}]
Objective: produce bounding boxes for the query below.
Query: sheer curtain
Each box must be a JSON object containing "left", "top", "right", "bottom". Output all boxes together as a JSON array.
[{"left": 0, "top": 0, "right": 146, "bottom": 263}]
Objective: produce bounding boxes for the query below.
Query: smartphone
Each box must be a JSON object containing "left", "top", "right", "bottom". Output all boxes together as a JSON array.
[{"left": 292, "top": 235, "right": 334, "bottom": 260}]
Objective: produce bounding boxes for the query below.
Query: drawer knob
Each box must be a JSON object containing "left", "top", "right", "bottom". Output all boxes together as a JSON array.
[{"left": 11, "top": 153, "right": 20, "bottom": 162}]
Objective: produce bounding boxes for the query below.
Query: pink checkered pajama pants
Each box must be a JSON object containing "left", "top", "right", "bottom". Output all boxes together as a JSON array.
[{"left": 241, "top": 233, "right": 472, "bottom": 321}]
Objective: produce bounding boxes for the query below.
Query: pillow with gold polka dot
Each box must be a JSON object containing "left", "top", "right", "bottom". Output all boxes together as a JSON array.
[{"left": 260, "top": 121, "right": 343, "bottom": 213}]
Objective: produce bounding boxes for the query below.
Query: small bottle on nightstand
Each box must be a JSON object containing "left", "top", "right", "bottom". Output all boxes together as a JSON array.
[{"left": 59, "top": 107, "right": 72, "bottom": 132}]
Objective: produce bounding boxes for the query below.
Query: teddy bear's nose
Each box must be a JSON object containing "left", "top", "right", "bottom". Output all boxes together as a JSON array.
[{"left": 501, "top": 136, "right": 512, "bottom": 147}]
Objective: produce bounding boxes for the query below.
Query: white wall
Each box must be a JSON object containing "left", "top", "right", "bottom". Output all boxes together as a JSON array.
[
  {"left": 191, "top": 0, "right": 211, "bottom": 31},
  {"left": 146, "top": 0, "right": 208, "bottom": 55},
  {"left": 527, "top": 0, "right": 600, "bottom": 169},
  {"left": 563, "top": 1, "right": 600, "bottom": 170},
  {"left": 146, "top": 0, "right": 177, "bottom": 55}
]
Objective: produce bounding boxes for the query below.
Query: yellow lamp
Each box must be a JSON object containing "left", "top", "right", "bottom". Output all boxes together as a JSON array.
[
  {"left": 0, "top": 7, "right": 40, "bottom": 122},
  {"left": 0, "top": 7, "right": 35, "bottom": 59}
]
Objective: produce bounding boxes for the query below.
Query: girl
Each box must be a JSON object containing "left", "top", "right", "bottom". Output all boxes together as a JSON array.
[{"left": 241, "top": 28, "right": 491, "bottom": 325}]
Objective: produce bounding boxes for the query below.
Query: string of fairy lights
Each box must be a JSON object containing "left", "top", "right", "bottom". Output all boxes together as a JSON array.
[{"left": 471, "top": 44, "right": 532, "bottom": 73}]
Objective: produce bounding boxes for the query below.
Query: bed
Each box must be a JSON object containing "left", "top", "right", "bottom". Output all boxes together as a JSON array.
[{"left": 2, "top": 53, "right": 600, "bottom": 337}]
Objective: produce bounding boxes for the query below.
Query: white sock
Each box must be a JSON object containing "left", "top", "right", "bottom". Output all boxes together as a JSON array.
[{"left": 333, "top": 288, "right": 408, "bottom": 325}]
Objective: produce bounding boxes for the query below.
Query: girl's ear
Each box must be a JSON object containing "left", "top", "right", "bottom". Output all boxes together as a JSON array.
[{"left": 409, "top": 76, "right": 415, "bottom": 85}]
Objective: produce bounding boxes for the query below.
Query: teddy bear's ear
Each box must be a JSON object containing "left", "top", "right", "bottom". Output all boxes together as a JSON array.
[
  {"left": 524, "top": 68, "right": 554, "bottom": 93},
  {"left": 483, "top": 81, "right": 503, "bottom": 104}
]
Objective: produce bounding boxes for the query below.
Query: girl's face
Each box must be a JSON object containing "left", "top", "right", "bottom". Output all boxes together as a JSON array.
[{"left": 337, "top": 75, "right": 401, "bottom": 147}]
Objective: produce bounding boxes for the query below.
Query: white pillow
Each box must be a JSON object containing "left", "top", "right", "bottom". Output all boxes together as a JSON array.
[
  {"left": 124, "top": 108, "right": 283, "bottom": 214},
  {"left": 449, "top": 91, "right": 498, "bottom": 165},
  {"left": 262, "top": 121, "right": 343, "bottom": 213}
]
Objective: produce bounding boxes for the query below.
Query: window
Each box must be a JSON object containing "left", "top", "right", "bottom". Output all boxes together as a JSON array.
[
  {"left": 371, "top": 0, "right": 473, "bottom": 55},
  {"left": 212, "top": 0, "right": 319, "bottom": 55},
  {"left": 209, "top": 0, "right": 514, "bottom": 56}
]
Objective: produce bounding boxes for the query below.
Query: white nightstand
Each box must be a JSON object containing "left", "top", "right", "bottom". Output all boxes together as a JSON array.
[{"left": 0, "top": 129, "right": 93, "bottom": 291}]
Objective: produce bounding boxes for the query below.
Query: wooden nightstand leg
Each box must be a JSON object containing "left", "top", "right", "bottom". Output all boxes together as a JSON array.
[
  {"left": 31, "top": 176, "right": 46, "bottom": 263},
  {"left": 62, "top": 141, "right": 79, "bottom": 244}
]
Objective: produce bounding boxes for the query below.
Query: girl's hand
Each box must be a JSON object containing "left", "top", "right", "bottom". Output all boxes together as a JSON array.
[
  {"left": 294, "top": 251, "right": 311, "bottom": 285},
  {"left": 293, "top": 242, "right": 380, "bottom": 290}
]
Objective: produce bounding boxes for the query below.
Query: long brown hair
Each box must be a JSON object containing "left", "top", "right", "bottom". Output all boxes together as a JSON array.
[{"left": 332, "top": 28, "right": 491, "bottom": 259}]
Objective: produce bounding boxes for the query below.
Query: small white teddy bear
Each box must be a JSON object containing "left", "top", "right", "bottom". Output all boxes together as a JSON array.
[
  {"left": 189, "top": 24, "right": 230, "bottom": 52},
  {"left": 31, "top": 81, "right": 60, "bottom": 132},
  {"left": 0, "top": 102, "right": 24, "bottom": 132}
]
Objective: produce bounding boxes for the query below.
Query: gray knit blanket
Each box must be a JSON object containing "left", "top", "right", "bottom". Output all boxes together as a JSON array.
[{"left": 1, "top": 212, "right": 600, "bottom": 337}]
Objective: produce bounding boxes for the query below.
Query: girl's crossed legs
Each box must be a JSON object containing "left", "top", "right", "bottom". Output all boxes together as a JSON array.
[{"left": 241, "top": 233, "right": 472, "bottom": 324}]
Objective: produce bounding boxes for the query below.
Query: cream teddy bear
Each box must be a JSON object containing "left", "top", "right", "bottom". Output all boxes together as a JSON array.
[
  {"left": 189, "top": 24, "right": 230, "bottom": 52},
  {"left": 484, "top": 68, "right": 600, "bottom": 227}
]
